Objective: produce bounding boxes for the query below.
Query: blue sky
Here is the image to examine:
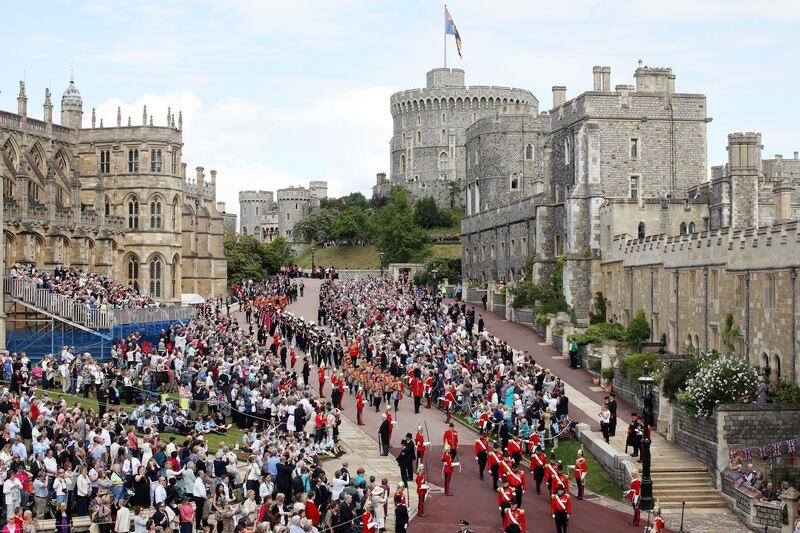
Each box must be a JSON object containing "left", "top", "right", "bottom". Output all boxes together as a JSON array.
[{"left": 3, "top": 0, "right": 799, "bottom": 215}]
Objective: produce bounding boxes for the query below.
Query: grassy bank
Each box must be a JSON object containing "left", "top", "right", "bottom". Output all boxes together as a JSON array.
[{"left": 295, "top": 243, "right": 462, "bottom": 269}]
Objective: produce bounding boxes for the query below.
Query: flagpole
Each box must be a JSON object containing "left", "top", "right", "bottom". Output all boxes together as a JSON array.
[{"left": 443, "top": 5, "right": 447, "bottom": 68}]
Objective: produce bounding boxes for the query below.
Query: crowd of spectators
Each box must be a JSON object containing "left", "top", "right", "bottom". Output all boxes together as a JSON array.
[{"left": 9, "top": 264, "right": 160, "bottom": 309}]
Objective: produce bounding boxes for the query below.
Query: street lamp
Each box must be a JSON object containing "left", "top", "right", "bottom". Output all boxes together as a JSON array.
[
  {"left": 638, "top": 361, "right": 655, "bottom": 512},
  {"left": 311, "top": 247, "right": 316, "bottom": 271},
  {"left": 379, "top": 251, "right": 385, "bottom": 278}
]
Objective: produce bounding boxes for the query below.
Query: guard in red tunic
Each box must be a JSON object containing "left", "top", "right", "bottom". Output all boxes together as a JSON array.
[
  {"left": 544, "top": 455, "right": 560, "bottom": 496},
  {"left": 356, "top": 388, "right": 366, "bottom": 426},
  {"left": 386, "top": 407, "right": 396, "bottom": 445},
  {"left": 443, "top": 385, "right": 456, "bottom": 423},
  {"left": 442, "top": 446, "right": 458, "bottom": 496},
  {"left": 474, "top": 433, "right": 489, "bottom": 480},
  {"left": 653, "top": 511, "right": 665, "bottom": 532},
  {"left": 478, "top": 410, "right": 490, "bottom": 434},
  {"left": 415, "top": 465, "right": 429, "bottom": 517},
  {"left": 415, "top": 426, "right": 427, "bottom": 466},
  {"left": 318, "top": 364, "right": 326, "bottom": 397},
  {"left": 336, "top": 373, "right": 345, "bottom": 408},
  {"left": 506, "top": 436, "right": 522, "bottom": 469},
  {"left": 509, "top": 466, "right": 526, "bottom": 505},
  {"left": 503, "top": 501, "right": 526, "bottom": 533},
  {"left": 525, "top": 432, "right": 540, "bottom": 456},
  {"left": 573, "top": 449, "right": 587, "bottom": 500},
  {"left": 551, "top": 486, "right": 572, "bottom": 533},
  {"left": 549, "top": 463, "right": 570, "bottom": 498},
  {"left": 497, "top": 478, "right": 515, "bottom": 521},
  {"left": 410, "top": 372, "right": 424, "bottom": 414},
  {"left": 488, "top": 444, "right": 502, "bottom": 490},
  {"left": 530, "top": 446, "right": 547, "bottom": 494},
  {"left": 626, "top": 470, "right": 642, "bottom": 526},
  {"left": 443, "top": 423, "right": 459, "bottom": 460}
]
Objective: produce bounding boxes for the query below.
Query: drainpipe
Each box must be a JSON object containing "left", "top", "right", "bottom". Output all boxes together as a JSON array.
[
  {"left": 674, "top": 270, "right": 680, "bottom": 354},
  {"left": 703, "top": 266, "right": 709, "bottom": 353},
  {"left": 744, "top": 270, "right": 751, "bottom": 366},
  {"left": 650, "top": 267, "right": 655, "bottom": 342},
  {"left": 792, "top": 267, "right": 797, "bottom": 382},
  {"left": 629, "top": 269, "right": 634, "bottom": 319}
]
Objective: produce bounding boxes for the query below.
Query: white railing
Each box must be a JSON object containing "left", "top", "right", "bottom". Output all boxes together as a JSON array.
[{"left": 3, "top": 276, "right": 197, "bottom": 329}]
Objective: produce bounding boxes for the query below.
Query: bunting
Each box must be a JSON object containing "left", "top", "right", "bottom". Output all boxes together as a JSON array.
[{"left": 728, "top": 438, "right": 800, "bottom": 464}]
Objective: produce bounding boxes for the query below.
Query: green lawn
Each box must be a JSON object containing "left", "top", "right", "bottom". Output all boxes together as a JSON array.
[{"left": 542, "top": 438, "right": 621, "bottom": 500}]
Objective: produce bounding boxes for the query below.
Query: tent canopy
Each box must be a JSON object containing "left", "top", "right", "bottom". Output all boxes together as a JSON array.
[{"left": 181, "top": 293, "right": 205, "bottom": 305}]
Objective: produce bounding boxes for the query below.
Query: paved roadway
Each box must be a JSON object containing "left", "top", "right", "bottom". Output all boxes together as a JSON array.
[{"left": 276, "top": 278, "right": 663, "bottom": 533}]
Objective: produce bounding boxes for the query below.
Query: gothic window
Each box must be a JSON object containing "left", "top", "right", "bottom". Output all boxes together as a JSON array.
[
  {"left": 3, "top": 140, "right": 17, "bottom": 171},
  {"left": 99, "top": 150, "right": 111, "bottom": 174},
  {"left": 150, "top": 149, "right": 163, "bottom": 173},
  {"left": 630, "top": 176, "right": 640, "bottom": 200},
  {"left": 510, "top": 173, "right": 519, "bottom": 190},
  {"left": 688, "top": 222, "right": 696, "bottom": 234},
  {"left": 441, "top": 129, "right": 447, "bottom": 144},
  {"left": 438, "top": 152, "right": 448, "bottom": 171},
  {"left": 31, "top": 147, "right": 44, "bottom": 173},
  {"left": 441, "top": 113, "right": 446, "bottom": 124},
  {"left": 287, "top": 213, "right": 290, "bottom": 220},
  {"left": 554, "top": 235, "right": 562, "bottom": 255},
  {"left": 54, "top": 151, "right": 68, "bottom": 173},
  {"left": 104, "top": 197, "right": 110, "bottom": 217},
  {"left": 171, "top": 152, "right": 178, "bottom": 174},
  {"left": 4, "top": 176, "right": 13, "bottom": 199},
  {"left": 416, "top": 131, "right": 421, "bottom": 144},
  {"left": 400, "top": 154, "right": 406, "bottom": 173},
  {"left": 127, "top": 198, "right": 139, "bottom": 229},
  {"left": 127, "top": 149, "right": 139, "bottom": 172},
  {"left": 149, "top": 257, "right": 162, "bottom": 297},
  {"left": 525, "top": 144, "right": 534, "bottom": 160},
  {"left": 127, "top": 255, "right": 139, "bottom": 288},
  {"left": 638, "top": 222, "right": 646, "bottom": 240},
  {"left": 150, "top": 199, "right": 162, "bottom": 229},
  {"left": 679, "top": 222, "right": 687, "bottom": 236},
  {"left": 417, "top": 114, "right": 421, "bottom": 126}
]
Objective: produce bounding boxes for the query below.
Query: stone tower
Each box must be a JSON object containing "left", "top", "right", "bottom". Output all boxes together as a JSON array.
[
  {"left": 238, "top": 190, "right": 274, "bottom": 236},
  {"left": 60, "top": 77, "right": 83, "bottom": 130},
  {"left": 277, "top": 186, "right": 312, "bottom": 241},
  {"left": 728, "top": 132, "right": 762, "bottom": 230}
]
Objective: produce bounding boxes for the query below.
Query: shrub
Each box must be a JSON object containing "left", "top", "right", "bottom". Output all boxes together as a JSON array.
[
  {"left": 626, "top": 309, "right": 651, "bottom": 345},
  {"left": 661, "top": 358, "right": 700, "bottom": 400},
  {"left": 535, "top": 314, "right": 549, "bottom": 327},
  {"left": 555, "top": 324, "right": 564, "bottom": 335},
  {"left": 679, "top": 354, "right": 759, "bottom": 417},
  {"left": 619, "top": 353, "right": 661, "bottom": 385},
  {"left": 769, "top": 379, "right": 800, "bottom": 404},
  {"left": 570, "top": 322, "right": 626, "bottom": 346},
  {"left": 601, "top": 368, "right": 615, "bottom": 383},
  {"left": 589, "top": 292, "right": 607, "bottom": 324},
  {"left": 413, "top": 270, "right": 429, "bottom": 285}
]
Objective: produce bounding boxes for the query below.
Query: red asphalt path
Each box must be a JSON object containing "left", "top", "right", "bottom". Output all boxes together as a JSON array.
[{"left": 275, "top": 279, "right": 664, "bottom": 533}]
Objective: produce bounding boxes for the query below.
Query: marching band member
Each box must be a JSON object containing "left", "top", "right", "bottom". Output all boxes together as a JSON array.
[
  {"left": 356, "top": 387, "right": 366, "bottom": 426},
  {"left": 474, "top": 432, "right": 490, "bottom": 480},
  {"left": 497, "top": 478, "right": 515, "bottom": 520},
  {"left": 502, "top": 500, "right": 526, "bottom": 533},
  {"left": 415, "top": 426, "right": 428, "bottom": 466},
  {"left": 443, "top": 423, "right": 459, "bottom": 460},
  {"left": 551, "top": 486, "right": 571, "bottom": 533},
  {"left": 488, "top": 443, "right": 502, "bottom": 490},
  {"left": 442, "top": 444, "right": 459, "bottom": 496},
  {"left": 530, "top": 446, "right": 547, "bottom": 495}
]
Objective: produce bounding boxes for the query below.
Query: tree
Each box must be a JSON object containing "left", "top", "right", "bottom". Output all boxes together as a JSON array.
[
  {"left": 374, "top": 188, "right": 431, "bottom": 263},
  {"left": 721, "top": 313, "right": 742, "bottom": 354},
  {"left": 414, "top": 196, "right": 453, "bottom": 228},
  {"left": 291, "top": 209, "right": 336, "bottom": 243},
  {"left": 224, "top": 235, "right": 266, "bottom": 284},
  {"left": 331, "top": 207, "right": 368, "bottom": 242},
  {"left": 447, "top": 180, "right": 461, "bottom": 209},
  {"left": 626, "top": 309, "right": 651, "bottom": 346},
  {"left": 261, "top": 237, "right": 294, "bottom": 275},
  {"left": 319, "top": 197, "right": 343, "bottom": 210},
  {"left": 340, "top": 192, "right": 370, "bottom": 211}
]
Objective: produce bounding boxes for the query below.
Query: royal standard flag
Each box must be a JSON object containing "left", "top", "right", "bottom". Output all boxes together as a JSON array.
[{"left": 445, "top": 6, "right": 462, "bottom": 58}]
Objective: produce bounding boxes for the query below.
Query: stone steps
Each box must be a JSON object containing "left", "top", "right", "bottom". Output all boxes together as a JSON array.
[{"left": 647, "top": 466, "right": 727, "bottom": 509}]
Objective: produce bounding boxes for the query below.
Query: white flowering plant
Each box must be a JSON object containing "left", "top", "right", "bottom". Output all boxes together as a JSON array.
[{"left": 677, "top": 354, "right": 758, "bottom": 418}]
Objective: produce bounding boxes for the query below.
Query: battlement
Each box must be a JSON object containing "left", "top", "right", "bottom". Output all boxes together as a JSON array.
[
  {"left": 239, "top": 190, "right": 274, "bottom": 201},
  {"left": 390, "top": 85, "right": 537, "bottom": 116},
  {"left": 276, "top": 187, "right": 312, "bottom": 202},
  {"left": 606, "top": 219, "right": 800, "bottom": 270},
  {"left": 426, "top": 68, "right": 465, "bottom": 89}
]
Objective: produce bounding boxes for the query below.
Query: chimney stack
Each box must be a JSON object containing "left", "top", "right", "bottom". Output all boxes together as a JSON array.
[
  {"left": 774, "top": 183, "right": 794, "bottom": 222},
  {"left": 601, "top": 67, "right": 611, "bottom": 91},
  {"left": 593, "top": 66, "right": 602, "bottom": 91},
  {"left": 552, "top": 86, "right": 566, "bottom": 108}
]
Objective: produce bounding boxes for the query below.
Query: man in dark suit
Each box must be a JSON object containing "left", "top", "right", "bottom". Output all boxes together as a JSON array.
[
  {"left": 607, "top": 393, "right": 618, "bottom": 437},
  {"left": 20, "top": 410, "right": 33, "bottom": 454},
  {"left": 396, "top": 435, "right": 415, "bottom": 487}
]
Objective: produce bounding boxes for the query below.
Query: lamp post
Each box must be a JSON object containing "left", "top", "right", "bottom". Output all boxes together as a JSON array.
[
  {"left": 639, "top": 361, "right": 655, "bottom": 512},
  {"left": 311, "top": 246, "right": 316, "bottom": 270},
  {"left": 379, "top": 251, "right": 385, "bottom": 278},
  {"left": 430, "top": 268, "right": 439, "bottom": 293}
]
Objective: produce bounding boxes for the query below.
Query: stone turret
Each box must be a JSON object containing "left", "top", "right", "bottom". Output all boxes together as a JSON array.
[
  {"left": 60, "top": 78, "right": 83, "bottom": 130},
  {"left": 43, "top": 88, "right": 53, "bottom": 124}
]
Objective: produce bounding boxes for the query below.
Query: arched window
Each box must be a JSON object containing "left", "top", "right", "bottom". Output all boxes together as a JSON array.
[
  {"left": 438, "top": 152, "right": 448, "bottom": 171},
  {"left": 638, "top": 222, "right": 646, "bottom": 240},
  {"left": 510, "top": 173, "right": 519, "bottom": 190},
  {"left": 172, "top": 197, "right": 179, "bottom": 229},
  {"left": 241, "top": 227, "right": 248, "bottom": 236},
  {"left": 126, "top": 255, "right": 139, "bottom": 289},
  {"left": 150, "top": 149, "right": 163, "bottom": 173},
  {"left": 441, "top": 129, "right": 447, "bottom": 143},
  {"left": 400, "top": 154, "right": 406, "bottom": 173},
  {"left": 99, "top": 150, "right": 111, "bottom": 174},
  {"left": 104, "top": 197, "right": 110, "bottom": 217},
  {"left": 772, "top": 353, "right": 782, "bottom": 382},
  {"left": 680, "top": 222, "right": 687, "bottom": 236},
  {"left": 127, "top": 198, "right": 139, "bottom": 229},
  {"left": 149, "top": 257, "right": 162, "bottom": 297},
  {"left": 688, "top": 222, "right": 696, "bottom": 234},
  {"left": 54, "top": 151, "right": 68, "bottom": 173},
  {"left": 525, "top": 144, "right": 534, "bottom": 160},
  {"left": 150, "top": 198, "right": 162, "bottom": 229},
  {"left": 416, "top": 114, "right": 421, "bottom": 126},
  {"left": 441, "top": 113, "right": 446, "bottom": 124}
]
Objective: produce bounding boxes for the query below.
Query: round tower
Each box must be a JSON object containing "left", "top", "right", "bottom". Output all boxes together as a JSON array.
[
  {"left": 277, "top": 186, "right": 311, "bottom": 241},
  {"left": 60, "top": 78, "right": 83, "bottom": 130},
  {"left": 238, "top": 190, "right": 273, "bottom": 236},
  {"left": 389, "top": 68, "right": 538, "bottom": 207}
]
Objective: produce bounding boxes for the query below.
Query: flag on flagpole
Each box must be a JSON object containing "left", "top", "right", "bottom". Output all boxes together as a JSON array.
[{"left": 444, "top": 6, "right": 462, "bottom": 58}]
